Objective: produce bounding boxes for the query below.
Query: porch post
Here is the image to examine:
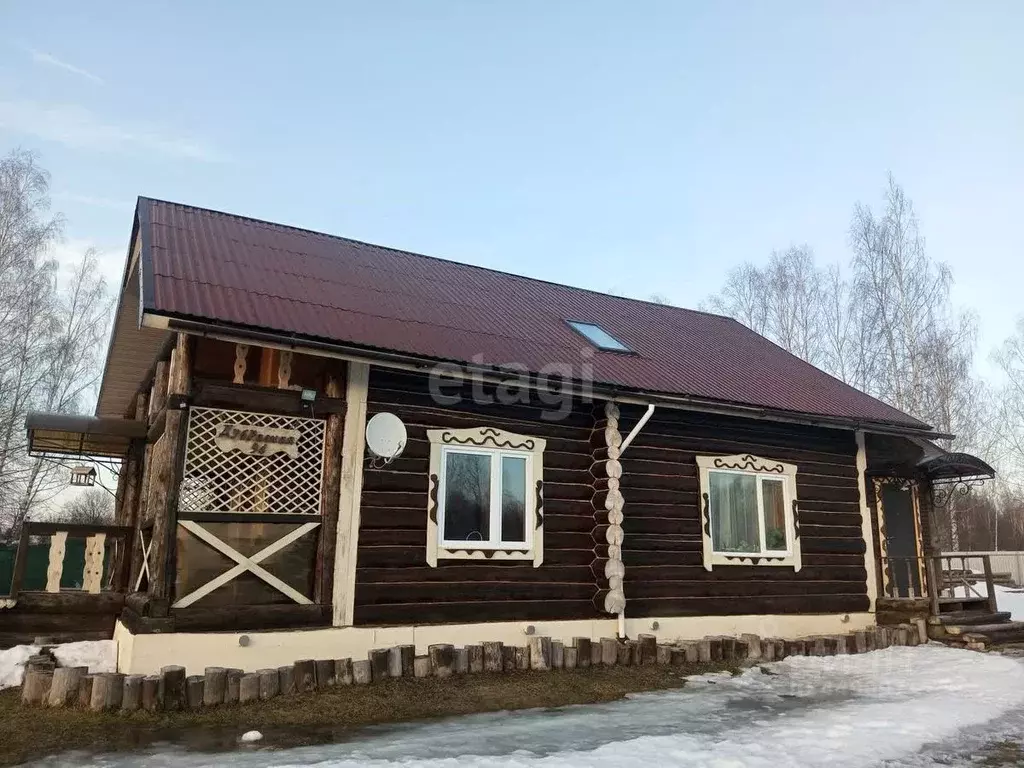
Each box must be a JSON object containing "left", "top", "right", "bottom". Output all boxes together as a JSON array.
[
  {"left": 332, "top": 361, "right": 369, "bottom": 626},
  {"left": 147, "top": 333, "right": 194, "bottom": 600},
  {"left": 856, "top": 431, "right": 878, "bottom": 611}
]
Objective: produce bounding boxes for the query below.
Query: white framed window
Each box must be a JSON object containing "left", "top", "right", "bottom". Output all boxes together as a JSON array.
[
  {"left": 696, "top": 454, "right": 801, "bottom": 571},
  {"left": 427, "top": 427, "right": 545, "bottom": 567}
]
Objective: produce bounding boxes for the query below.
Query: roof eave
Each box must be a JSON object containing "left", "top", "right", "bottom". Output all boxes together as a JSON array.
[{"left": 144, "top": 311, "right": 943, "bottom": 441}]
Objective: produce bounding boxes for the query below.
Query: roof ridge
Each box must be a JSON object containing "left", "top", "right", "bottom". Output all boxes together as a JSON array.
[{"left": 137, "top": 195, "right": 735, "bottom": 322}]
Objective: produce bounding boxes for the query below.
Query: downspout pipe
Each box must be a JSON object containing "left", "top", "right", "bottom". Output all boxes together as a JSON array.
[{"left": 614, "top": 404, "right": 655, "bottom": 638}]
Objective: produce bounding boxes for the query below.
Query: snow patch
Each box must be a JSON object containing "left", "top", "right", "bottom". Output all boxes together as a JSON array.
[
  {"left": 26, "top": 645, "right": 1024, "bottom": 768},
  {"left": 0, "top": 644, "right": 39, "bottom": 690},
  {"left": 0, "top": 640, "right": 115, "bottom": 691}
]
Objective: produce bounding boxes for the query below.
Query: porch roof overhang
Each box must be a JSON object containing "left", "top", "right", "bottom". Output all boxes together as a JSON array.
[
  {"left": 25, "top": 412, "right": 147, "bottom": 459},
  {"left": 918, "top": 451, "right": 996, "bottom": 483}
]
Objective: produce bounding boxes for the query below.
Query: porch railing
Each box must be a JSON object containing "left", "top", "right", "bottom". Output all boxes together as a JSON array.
[
  {"left": 880, "top": 554, "right": 999, "bottom": 617},
  {"left": 4, "top": 521, "right": 133, "bottom": 602}
]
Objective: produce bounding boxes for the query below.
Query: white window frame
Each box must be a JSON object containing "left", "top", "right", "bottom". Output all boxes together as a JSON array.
[
  {"left": 438, "top": 446, "right": 534, "bottom": 550},
  {"left": 427, "top": 427, "right": 546, "bottom": 567},
  {"left": 696, "top": 453, "right": 801, "bottom": 571}
]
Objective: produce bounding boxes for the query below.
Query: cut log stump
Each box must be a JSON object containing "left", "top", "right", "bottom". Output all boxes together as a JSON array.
[
  {"left": 336, "top": 658, "right": 353, "bottom": 685},
  {"left": 204, "top": 667, "right": 227, "bottom": 706},
  {"left": 413, "top": 656, "right": 431, "bottom": 678},
  {"left": 122, "top": 674, "right": 144, "bottom": 711},
  {"left": 483, "top": 642, "right": 503, "bottom": 672},
  {"left": 315, "top": 659, "right": 336, "bottom": 688},
  {"left": 294, "top": 659, "right": 316, "bottom": 692},
  {"left": 142, "top": 675, "right": 161, "bottom": 711},
  {"left": 21, "top": 669, "right": 53, "bottom": 706},
  {"left": 48, "top": 666, "right": 86, "bottom": 708},
  {"left": 258, "top": 669, "right": 279, "bottom": 700},
  {"left": 186, "top": 675, "right": 204, "bottom": 709},
  {"left": 239, "top": 673, "right": 260, "bottom": 703},
  {"left": 429, "top": 644, "right": 455, "bottom": 678},
  {"left": 159, "top": 666, "right": 187, "bottom": 712}
]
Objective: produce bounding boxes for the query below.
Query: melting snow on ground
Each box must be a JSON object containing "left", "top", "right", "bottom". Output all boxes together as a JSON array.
[
  {"left": 0, "top": 640, "right": 115, "bottom": 690},
  {"left": 26, "top": 644, "right": 1024, "bottom": 767}
]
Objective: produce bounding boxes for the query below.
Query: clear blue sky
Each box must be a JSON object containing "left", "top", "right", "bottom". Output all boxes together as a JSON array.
[{"left": 2, "top": 1, "right": 1021, "bottom": 373}]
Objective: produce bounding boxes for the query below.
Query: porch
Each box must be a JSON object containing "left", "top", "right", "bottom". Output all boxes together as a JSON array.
[
  {"left": 877, "top": 554, "right": 1022, "bottom": 647},
  {"left": 866, "top": 433, "right": 1003, "bottom": 645}
]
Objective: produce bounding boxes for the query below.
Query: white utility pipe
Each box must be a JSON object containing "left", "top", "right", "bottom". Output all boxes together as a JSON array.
[{"left": 620, "top": 404, "right": 655, "bottom": 454}]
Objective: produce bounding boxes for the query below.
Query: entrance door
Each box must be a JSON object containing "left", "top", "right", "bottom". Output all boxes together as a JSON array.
[{"left": 880, "top": 483, "right": 922, "bottom": 598}]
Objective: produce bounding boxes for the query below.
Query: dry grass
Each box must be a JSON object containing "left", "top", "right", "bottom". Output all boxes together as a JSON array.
[{"left": 0, "top": 661, "right": 738, "bottom": 765}]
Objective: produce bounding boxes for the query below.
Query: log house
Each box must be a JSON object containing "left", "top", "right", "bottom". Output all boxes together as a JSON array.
[{"left": 16, "top": 198, "right": 995, "bottom": 671}]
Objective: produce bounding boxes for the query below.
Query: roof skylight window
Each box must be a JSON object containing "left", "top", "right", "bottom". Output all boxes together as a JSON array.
[{"left": 567, "top": 321, "right": 631, "bottom": 352}]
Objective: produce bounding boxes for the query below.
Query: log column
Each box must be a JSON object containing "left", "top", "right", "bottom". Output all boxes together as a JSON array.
[
  {"left": 315, "top": 371, "right": 345, "bottom": 604},
  {"left": 602, "top": 401, "right": 626, "bottom": 616},
  {"left": 147, "top": 333, "right": 194, "bottom": 600},
  {"left": 332, "top": 361, "right": 369, "bottom": 626},
  {"left": 121, "top": 393, "right": 148, "bottom": 591}
]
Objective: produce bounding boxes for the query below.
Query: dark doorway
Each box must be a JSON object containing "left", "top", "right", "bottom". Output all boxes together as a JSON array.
[{"left": 881, "top": 483, "right": 922, "bottom": 598}]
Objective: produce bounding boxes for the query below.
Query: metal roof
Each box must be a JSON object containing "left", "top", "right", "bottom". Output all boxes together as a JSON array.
[
  {"left": 129, "top": 197, "right": 931, "bottom": 432},
  {"left": 919, "top": 451, "right": 996, "bottom": 481},
  {"left": 26, "top": 413, "right": 148, "bottom": 458}
]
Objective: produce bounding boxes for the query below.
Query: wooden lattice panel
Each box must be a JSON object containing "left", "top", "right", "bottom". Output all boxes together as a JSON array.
[{"left": 180, "top": 407, "right": 325, "bottom": 516}]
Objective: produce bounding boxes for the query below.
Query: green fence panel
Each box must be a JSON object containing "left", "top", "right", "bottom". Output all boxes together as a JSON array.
[{"left": 0, "top": 538, "right": 102, "bottom": 594}]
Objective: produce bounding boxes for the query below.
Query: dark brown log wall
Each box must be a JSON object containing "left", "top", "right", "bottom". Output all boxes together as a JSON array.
[
  {"left": 353, "top": 368, "right": 604, "bottom": 625},
  {"left": 596, "top": 404, "right": 871, "bottom": 618}
]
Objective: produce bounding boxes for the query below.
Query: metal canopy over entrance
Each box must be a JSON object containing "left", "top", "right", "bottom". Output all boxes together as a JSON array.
[{"left": 25, "top": 412, "right": 147, "bottom": 459}]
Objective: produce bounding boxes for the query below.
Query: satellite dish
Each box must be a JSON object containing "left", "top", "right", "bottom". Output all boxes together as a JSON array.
[{"left": 365, "top": 412, "right": 407, "bottom": 462}]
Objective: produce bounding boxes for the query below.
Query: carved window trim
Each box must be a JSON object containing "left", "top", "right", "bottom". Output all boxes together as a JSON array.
[
  {"left": 426, "top": 427, "right": 546, "bottom": 567},
  {"left": 696, "top": 453, "right": 802, "bottom": 571}
]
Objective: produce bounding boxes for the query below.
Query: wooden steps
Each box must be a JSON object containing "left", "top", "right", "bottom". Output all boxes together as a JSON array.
[
  {"left": 942, "top": 621, "right": 1024, "bottom": 637},
  {"left": 929, "top": 595, "right": 1024, "bottom": 647},
  {"left": 936, "top": 596, "right": 991, "bottom": 612},
  {"left": 931, "top": 610, "right": 1011, "bottom": 626}
]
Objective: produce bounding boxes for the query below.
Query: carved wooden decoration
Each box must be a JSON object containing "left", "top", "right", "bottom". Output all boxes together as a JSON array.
[
  {"left": 695, "top": 453, "right": 801, "bottom": 572},
  {"left": 425, "top": 427, "right": 546, "bottom": 567},
  {"left": 45, "top": 531, "right": 67, "bottom": 593},
  {"left": 603, "top": 401, "right": 626, "bottom": 615},
  {"left": 233, "top": 344, "right": 248, "bottom": 384},
  {"left": 277, "top": 350, "right": 292, "bottom": 389},
  {"left": 213, "top": 423, "right": 300, "bottom": 459},
  {"left": 82, "top": 533, "right": 106, "bottom": 594}
]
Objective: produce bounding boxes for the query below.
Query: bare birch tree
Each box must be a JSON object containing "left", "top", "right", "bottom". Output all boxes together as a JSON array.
[
  {"left": 0, "top": 149, "right": 112, "bottom": 541},
  {"left": 993, "top": 318, "right": 1024, "bottom": 493},
  {"left": 706, "top": 175, "right": 982, "bottom": 454}
]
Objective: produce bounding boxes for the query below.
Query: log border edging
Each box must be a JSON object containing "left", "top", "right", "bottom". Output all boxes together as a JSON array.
[{"left": 17, "top": 624, "right": 924, "bottom": 710}]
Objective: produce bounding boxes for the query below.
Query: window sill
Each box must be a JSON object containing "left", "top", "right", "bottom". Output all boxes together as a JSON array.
[
  {"left": 437, "top": 546, "right": 536, "bottom": 563},
  {"left": 705, "top": 552, "right": 801, "bottom": 570}
]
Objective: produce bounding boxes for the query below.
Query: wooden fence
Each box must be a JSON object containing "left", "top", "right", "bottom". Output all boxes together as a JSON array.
[
  {"left": 879, "top": 553, "right": 999, "bottom": 616},
  {"left": 941, "top": 551, "right": 1024, "bottom": 588},
  {"left": 0, "top": 522, "right": 133, "bottom": 648}
]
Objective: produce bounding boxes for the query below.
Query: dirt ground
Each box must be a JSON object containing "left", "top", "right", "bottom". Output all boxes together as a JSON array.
[{"left": 0, "top": 661, "right": 738, "bottom": 766}]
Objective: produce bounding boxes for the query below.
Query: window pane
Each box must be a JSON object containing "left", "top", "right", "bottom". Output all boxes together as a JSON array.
[
  {"left": 762, "top": 478, "right": 788, "bottom": 551},
  {"left": 443, "top": 452, "right": 491, "bottom": 542},
  {"left": 567, "top": 321, "right": 631, "bottom": 352},
  {"left": 709, "top": 472, "right": 758, "bottom": 553},
  {"left": 501, "top": 455, "right": 527, "bottom": 543}
]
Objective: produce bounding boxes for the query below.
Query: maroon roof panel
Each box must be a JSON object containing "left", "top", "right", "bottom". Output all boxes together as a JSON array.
[{"left": 138, "top": 197, "right": 929, "bottom": 430}]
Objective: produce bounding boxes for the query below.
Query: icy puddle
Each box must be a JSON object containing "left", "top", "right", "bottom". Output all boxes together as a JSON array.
[{"left": 27, "top": 645, "right": 1024, "bottom": 767}]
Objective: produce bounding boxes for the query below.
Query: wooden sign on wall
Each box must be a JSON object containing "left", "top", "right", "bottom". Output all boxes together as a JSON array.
[{"left": 214, "top": 422, "right": 300, "bottom": 458}]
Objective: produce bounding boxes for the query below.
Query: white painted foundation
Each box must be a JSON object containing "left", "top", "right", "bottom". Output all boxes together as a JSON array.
[{"left": 113, "top": 612, "right": 875, "bottom": 675}]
